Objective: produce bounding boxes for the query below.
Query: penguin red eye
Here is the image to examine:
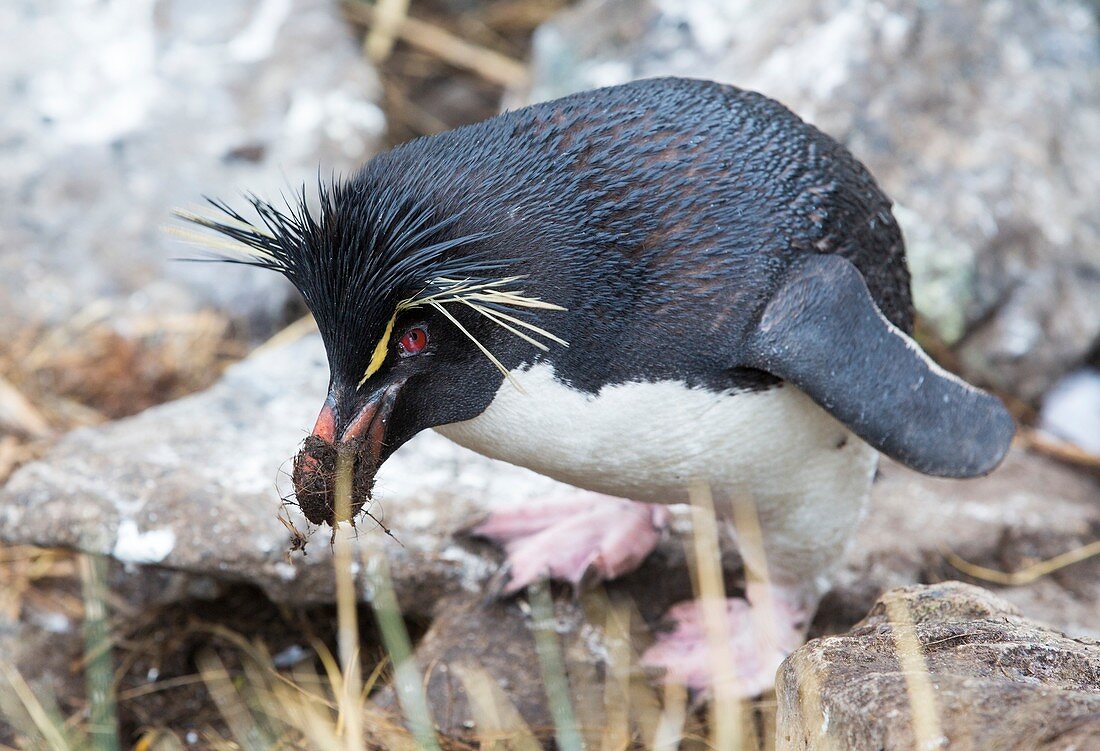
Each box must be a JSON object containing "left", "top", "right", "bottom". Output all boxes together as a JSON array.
[{"left": 398, "top": 326, "right": 427, "bottom": 355}]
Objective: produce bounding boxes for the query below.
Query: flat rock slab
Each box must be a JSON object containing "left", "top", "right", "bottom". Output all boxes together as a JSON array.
[
  {"left": 777, "top": 582, "right": 1100, "bottom": 750},
  {"left": 0, "top": 334, "right": 640, "bottom": 618}
]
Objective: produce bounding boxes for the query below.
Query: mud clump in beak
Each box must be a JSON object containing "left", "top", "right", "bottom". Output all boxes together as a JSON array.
[{"left": 291, "top": 435, "right": 376, "bottom": 527}]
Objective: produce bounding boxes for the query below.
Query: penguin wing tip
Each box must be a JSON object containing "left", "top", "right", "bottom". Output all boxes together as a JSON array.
[
  {"left": 925, "top": 396, "right": 1017, "bottom": 479},
  {"left": 972, "top": 399, "right": 1018, "bottom": 477}
]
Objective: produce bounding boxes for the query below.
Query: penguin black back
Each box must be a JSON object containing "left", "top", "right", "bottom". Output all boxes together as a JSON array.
[{"left": 355, "top": 77, "right": 912, "bottom": 393}]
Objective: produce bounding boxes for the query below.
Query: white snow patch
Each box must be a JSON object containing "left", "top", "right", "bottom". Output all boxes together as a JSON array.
[
  {"left": 273, "top": 561, "right": 298, "bottom": 581},
  {"left": 1040, "top": 369, "right": 1100, "bottom": 454},
  {"left": 31, "top": 611, "right": 72, "bottom": 634},
  {"left": 112, "top": 519, "right": 175, "bottom": 564}
]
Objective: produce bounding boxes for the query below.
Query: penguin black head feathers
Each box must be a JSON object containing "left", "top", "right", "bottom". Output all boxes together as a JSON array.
[
  {"left": 179, "top": 177, "right": 570, "bottom": 500},
  {"left": 179, "top": 186, "right": 548, "bottom": 388}
]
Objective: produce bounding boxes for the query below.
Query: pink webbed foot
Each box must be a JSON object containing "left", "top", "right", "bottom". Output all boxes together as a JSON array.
[
  {"left": 640, "top": 583, "right": 813, "bottom": 696},
  {"left": 472, "top": 495, "right": 669, "bottom": 595}
]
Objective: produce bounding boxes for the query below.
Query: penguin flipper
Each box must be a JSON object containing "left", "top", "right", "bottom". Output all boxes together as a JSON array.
[{"left": 743, "top": 254, "right": 1015, "bottom": 478}]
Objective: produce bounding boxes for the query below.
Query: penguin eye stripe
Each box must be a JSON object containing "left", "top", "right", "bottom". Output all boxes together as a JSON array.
[{"left": 358, "top": 313, "right": 396, "bottom": 388}]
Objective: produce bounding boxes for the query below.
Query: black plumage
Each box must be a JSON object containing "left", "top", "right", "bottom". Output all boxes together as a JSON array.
[
  {"left": 185, "top": 77, "right": 1012, "bottom": 479},
  {"left": 343, "top": 77, "right": 912, "bottom": 394},
  {"left": 185, "top": 189, "right": 504, "bottom": 389}
]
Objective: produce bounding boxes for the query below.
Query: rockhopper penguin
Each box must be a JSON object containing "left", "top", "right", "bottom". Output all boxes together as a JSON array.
[{"left": 184, "top": 78, "right": 1015, "bottom": 694}]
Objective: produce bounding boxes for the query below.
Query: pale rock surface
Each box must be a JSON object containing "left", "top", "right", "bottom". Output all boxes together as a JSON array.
[
  {"left": 0, "top": 334, "right": 602, "bottom": 617},
  {"left": 0, "top": 0, "right": 384, "bottom": 337}
]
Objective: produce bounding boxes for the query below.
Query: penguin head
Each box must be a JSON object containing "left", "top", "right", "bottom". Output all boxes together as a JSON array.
[{"left": 179, "top": 179, "right": 566, "bottom": 525}]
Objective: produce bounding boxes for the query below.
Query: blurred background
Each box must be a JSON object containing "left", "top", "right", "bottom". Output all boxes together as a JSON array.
[{"left": 0, "top": 1, "right": 1097, "bottom": 749}]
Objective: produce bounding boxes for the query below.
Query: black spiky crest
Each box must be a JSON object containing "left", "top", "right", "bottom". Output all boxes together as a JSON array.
[{"left": 176, "top": 178, "right": 565, "bottom": 389}]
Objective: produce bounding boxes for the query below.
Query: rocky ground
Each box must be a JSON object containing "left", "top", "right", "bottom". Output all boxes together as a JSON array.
[
  {"left": 778, "top": 583, "right": 1100, "bottom": 750},
  {"left": 1, "top": 1, "right": 1098, "bottom": 749}
]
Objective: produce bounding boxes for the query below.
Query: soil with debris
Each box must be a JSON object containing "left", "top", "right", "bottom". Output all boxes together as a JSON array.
[{"left": 292, "top": 436, "right": 377, "bottom": 527}]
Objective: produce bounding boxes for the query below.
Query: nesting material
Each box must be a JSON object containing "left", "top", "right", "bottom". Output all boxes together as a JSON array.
[{"left": 291, "top": 436, "right": 375, "bottom": 527}]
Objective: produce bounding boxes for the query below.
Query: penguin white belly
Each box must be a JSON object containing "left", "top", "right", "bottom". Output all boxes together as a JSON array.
[{"left": 435, "top": 362, "right": 877, "bottom": 511}]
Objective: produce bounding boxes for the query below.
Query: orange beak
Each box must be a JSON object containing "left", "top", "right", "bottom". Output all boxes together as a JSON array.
[{"left": 308, "top": 383, "right": 402, "bottom": 461}]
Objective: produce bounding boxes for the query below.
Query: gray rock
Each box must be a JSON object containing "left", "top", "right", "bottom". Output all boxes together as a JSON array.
[
  {"left": 515, "top": 0, "right": 1100, "bottom": 401},
  {"left": 0, "top": 0, "right": 384, "bottom": 338},
  {"left": 776, "top": 582, "right": 1100, "bottom": 750}
]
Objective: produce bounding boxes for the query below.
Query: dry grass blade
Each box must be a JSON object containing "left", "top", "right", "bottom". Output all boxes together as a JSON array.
[
  {"left": 451, "top": 662, "right": 541, "bottom": 751},
  {"left": 884, "top": 598, "right": 943, "bottom": 751},
  {"left": 649, "top": 682, "right": 687, "bottom": 751},
  {"left": 728, "top": 494, "right": 778, "bottom": 650},
  {"left": 331, "top": 451, "right": 365, "bottom": 751},
  {"left": 625, "top": 654, "right": 665, "bottom": 750},
  {"left": 132, "top": 729, "right": 186, "bottom": 751},
  {"left": 0, "top": 659, "right": 74, "bottom": 751},
  {"left": 364, "top": 0, "right": 410, "bottom": 62},
  {"left": 943, "top": 540, "right": 1100, "bottom": 586},
  {"left": 0, "top": 436, "right": 21, "bottom": 486},
  {"left": 79, "top": 554, "right": 120, "bottom": 751},
  {"left": 0, "top": 374, "right": 51, "bottom": 439},
  {"left": 0, "top": 547, "right": 78, "bottom": 625},
  {"left": 344, "top": 1, "right": 529, "bottom": 87},
  {"left": 527, "top": 582, "right": 583, "bottom": 751},
  {"left": 598, "top": 599, "right": 633, "bottom": 751},
  {"left": 686, "top": 480, "right": 744, "bottom": 750},
  {"left": 198, "top": 651, "right": 275, "bottom": 751},
  {"left": 270, "top": 681, "right": 345, "bottom": 751},
  {"left": 334, "top": 446, "right": 442, "bottom": 751},
  {"left": 250, "top": 315, "right": 319, "bottom": 356},
  {"left": 116, "top": 675, "right": 209, "bottom": 702},
  {"left": 1016, "top": 427, "right": 1100, "bottom": 474}
]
